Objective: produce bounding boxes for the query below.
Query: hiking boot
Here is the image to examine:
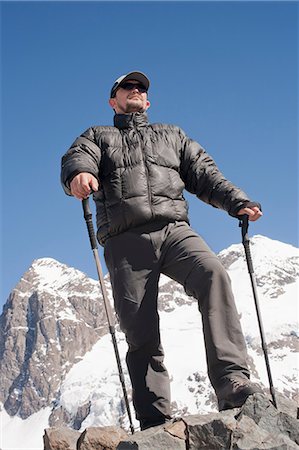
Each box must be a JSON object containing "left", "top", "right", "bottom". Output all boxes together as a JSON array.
[
  {"left": 216, "top": 376, "right": 262, "bottom": 411},
  {"left": 140, "top": 417, "right": 171, "bottom": 431}
]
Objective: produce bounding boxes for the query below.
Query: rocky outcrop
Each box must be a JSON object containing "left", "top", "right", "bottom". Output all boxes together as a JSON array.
[
  {"left": 77, "top": 427, "right": 129, "bottom": 450},
  {"left": 43, "top": 426, "right": 80, "bottom": 450},
  {"left": 43, "top": 394, "right": 299, "bottom": 450},
  {"left": 0, "top": 258, "right": 110, "bottom": 419}
]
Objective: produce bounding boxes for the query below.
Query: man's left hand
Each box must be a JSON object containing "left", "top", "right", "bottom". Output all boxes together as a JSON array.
[{"left": 237, "top": 206, "right": 263, "bottom": 222}]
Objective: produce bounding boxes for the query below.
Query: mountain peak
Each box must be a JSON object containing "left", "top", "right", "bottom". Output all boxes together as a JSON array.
[
  {"left": 219, "top": 234, "right": 298, "bottom": 261},
  {"left": 218, "top": 234, "right": 299, "bottom": 299},
  {"left": 24, "top": 257, "right": 95, "bottom": 295},
  {"left": 248, "top": 234, "right": 298, "bottom": 255}
]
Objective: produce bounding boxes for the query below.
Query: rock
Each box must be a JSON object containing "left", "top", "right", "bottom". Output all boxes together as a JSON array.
[
  {"left": 236, "top": 393, "right": 299, "bottom": 447},
  {"left": 184, "top": 411, "right": 236, "bottom": 449},
  {"left": 232, "top": 415, "right": 298, "bottom": 449},
  {"left": 43, "top": 393, "right": 299, "bottom": 450},
  {"left": 165, "top": 419, "right": 186, "bottom": 440},
  {"left": 184, "top": 394, "right": 299, "bottom": 450},
  {"left": 77, "top": 426, "right": 129, "bottom": 450},
  {"left": 73, "top": 401, "right": 92, "bottom": 430},
  {"left": 116, "top": 421, "right": 186, "bottom": 449},
  {"left": 43, "top": 427, "right": 80, "bottom": 450},
  {"left": 49, "top": 405, "right": 72, "bottom": 428},
  {"left": 272, "top": 392, "right": 299, "bottom": 419}
]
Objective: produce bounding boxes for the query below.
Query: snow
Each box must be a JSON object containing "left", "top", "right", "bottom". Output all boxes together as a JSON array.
[
  {"left": 0, "top": 405, "right": 51, "bottom": 450},
  {"left": 57, "top": 306, "right": 79, "bottom": 322},
  {"left": 220, "top": 235, "right": 299, "bottom": 299},
  {"left": 230, "top": 266, "right": 298, "bottom": 342},
  {"left": 32, "top": 258, "right": 74, "bottom": 288},
  {"left": 160, "top": 304, "right": 213, "bottom": 414},
  {"left": 158, "top": 273, "right": 171, "bottom": 287},
  {"left": 59, "top": 332, "right": 136, "bottom": 428},
  {"left": 30, "top": 258, "right": 99, "bottom": 299},
  {"left": 221, "top": 234, "right": 298, "bottom": 262},
  {"left": 10, "top": 327, "right": 28, "bottom": 331},
  {"left": 58, "top": 302, "right": 211, "bottom": 432}
]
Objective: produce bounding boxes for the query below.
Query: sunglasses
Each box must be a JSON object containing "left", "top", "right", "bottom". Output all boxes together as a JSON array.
[{"left": 120, "top": 82, "right": 148, "bottom": 93}]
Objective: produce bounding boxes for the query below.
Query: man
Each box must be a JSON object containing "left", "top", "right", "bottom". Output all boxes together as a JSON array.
[{"left": 61, "top": 71, "right": 262, "bottom": 430}]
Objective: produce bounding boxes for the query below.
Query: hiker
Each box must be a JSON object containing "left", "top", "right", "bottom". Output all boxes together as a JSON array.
[{"left": 61, "top": 71, "right": 262, "bottom": 430}]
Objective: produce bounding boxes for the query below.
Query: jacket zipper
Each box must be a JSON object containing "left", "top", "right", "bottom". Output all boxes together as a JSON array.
[{"left": 138, "top": 130, "right": 154, "bottom": 218}]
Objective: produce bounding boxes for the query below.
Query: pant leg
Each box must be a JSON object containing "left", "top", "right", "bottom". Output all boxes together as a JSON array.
[
  {"left": 160, "top": 222, "right": 250, "bottom": 391},
  {"left": 104, "top": 229, "right": 171, "bottom": 424}
]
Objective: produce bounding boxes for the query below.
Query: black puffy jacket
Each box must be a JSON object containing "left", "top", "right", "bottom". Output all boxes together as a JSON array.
[{"left": 61, "top": 112, "right": 252, "bottom": 245}]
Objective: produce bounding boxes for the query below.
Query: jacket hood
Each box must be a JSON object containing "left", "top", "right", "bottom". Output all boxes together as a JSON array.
[{"left": 114, "top": 112, "right": 149, "bottom": 130}]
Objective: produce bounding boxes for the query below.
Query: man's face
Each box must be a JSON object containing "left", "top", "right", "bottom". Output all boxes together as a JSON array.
[{"left": 109, "top": 80, "right": 150, "bottom": 114}]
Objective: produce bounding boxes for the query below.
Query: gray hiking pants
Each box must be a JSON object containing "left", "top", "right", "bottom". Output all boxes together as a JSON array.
[{"left": 104, "top": 221, "right": 249, "bottom": 425}]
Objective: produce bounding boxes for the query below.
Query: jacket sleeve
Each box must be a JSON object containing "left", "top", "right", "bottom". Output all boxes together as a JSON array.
[
  {"left": 178, "top": 128, "right": 253, "bottom": 217},
  {"left": 61, "top": 127, "right": 101, "bottom": 196}
]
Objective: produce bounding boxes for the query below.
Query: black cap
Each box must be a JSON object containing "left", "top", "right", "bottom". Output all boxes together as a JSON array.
[{"left": 110, "top": 71, "right": 150, "bottom": 98}]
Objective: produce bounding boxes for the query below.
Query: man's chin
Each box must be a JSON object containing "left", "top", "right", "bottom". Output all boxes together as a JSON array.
[
  {"left": 125, "top": 100, "right": 145, "bottom": 113},
  {"left": 125, "top": 108, "right": 145, "bottom": 114}
]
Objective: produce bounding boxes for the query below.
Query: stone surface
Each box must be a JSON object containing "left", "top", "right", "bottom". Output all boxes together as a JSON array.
[
  {"left": 184, "top": 411, "right": 236, "bottom": 449},
  {"left": 232, "top": 415, "right": 298, "bottom": 450},
  {"left": 236, "top": 393, "right": 299, "bottom": 447},
  {"left": 165, "top": 419, "right": 186, "bottom": 440},
  {"left": 43, "top": 394, "right": 299, "bottom": 450},
  {"left": 77, "top": 426, "right": 128, "bottom": 450},
  {"left": 43, "top": 427, "right": 80, "bottom": 450},
  {"left": 116, "top": 422, "right": 186, "bottom": 450}
]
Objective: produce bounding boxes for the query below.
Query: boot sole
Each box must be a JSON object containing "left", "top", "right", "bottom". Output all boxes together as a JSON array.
[{"left": 218, "top": 392, "right": 251, "bottom": 411}]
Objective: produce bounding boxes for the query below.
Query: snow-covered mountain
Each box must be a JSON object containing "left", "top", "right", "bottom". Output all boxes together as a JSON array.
[{"left": 0, "top": 235, "right": 298, "bottom": 450}]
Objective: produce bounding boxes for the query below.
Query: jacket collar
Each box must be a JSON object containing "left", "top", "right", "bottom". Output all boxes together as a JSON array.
[{"left": 114, "top": 112, "right": 149, "bottom": 130}]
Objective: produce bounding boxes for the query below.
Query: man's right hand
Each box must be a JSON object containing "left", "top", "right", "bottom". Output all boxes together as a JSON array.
[{"left": 70, "top": 172, "right": 99, "bottom": 200}]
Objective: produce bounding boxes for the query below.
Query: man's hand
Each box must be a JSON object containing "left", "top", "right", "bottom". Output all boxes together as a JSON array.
[
  {"left": 237, "top": 205, "right": 263, "bottom": 222},
  {"left": 70, "top": 172, "right": 99, "bottom": 200}
]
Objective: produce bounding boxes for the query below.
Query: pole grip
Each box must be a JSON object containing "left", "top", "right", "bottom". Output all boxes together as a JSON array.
[
  {"left": 82, "top": 197, "right": 98, "bottom": 250},
  {"left": 239, "top": 215, "right": 254, "bottom": 274},
  {"left": 239, "top": 214, "right": 249, "bottom": 244}
]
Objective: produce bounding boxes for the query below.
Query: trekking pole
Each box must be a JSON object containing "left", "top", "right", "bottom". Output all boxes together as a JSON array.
[
  {"left": 82, "top": 197, "right": 135, "bottom": 434},
  {"left": 239, "top": 215, "right": 278, "bottom": 409}
]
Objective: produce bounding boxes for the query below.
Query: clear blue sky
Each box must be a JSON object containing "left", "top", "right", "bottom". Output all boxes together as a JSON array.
[{"left": 1, "top": 1, "right": 298, "bottom": 309}]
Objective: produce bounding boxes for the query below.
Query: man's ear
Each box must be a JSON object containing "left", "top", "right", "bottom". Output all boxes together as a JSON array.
[
  {"left": 109, "top": 98, "right": 116, "bottom": 109},
  {"left": 145, "top": 100, "right": 151, "bottom": 110}
]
